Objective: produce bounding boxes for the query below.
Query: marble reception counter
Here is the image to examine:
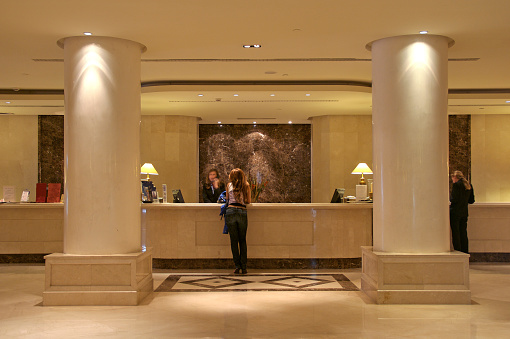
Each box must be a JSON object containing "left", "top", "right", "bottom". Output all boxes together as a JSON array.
[
  {"left": 142, "top": 203, "right": 373, "bottom": 265},
  {"left": 1, "top": 202, "right": 509, "bottom": 264}
]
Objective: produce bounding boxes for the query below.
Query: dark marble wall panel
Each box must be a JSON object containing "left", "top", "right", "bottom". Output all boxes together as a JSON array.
[
  {"left": 449, "top": 115, "right": 471, "bottom": 191},
  {"left": 199, "top": 124, "right": 311, "bottom": 203},
  {"left": 38, "top": 115, "right": 64, "bottom": 194}
]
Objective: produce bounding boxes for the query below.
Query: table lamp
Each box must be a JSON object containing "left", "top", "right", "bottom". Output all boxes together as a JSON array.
[
  {"left": 351, "top": 163, "right": 373, "bottom": 185},
  {"left": 140, "top": 163, "right": 158, "bottom": 181},
  {"left": 352, "top": 162, "right": 373, "bottom": 201}
]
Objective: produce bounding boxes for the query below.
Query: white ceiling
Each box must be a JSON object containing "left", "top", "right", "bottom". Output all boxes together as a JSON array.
[{"left": 1, "top": 0, "right": 510, "bottom": 123}]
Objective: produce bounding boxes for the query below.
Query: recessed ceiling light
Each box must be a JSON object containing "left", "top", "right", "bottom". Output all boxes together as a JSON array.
[
  {"left": 253, "top": 44, "right": 261, "bottom": 48},
  {"left": 83, "top": 32, "right": 93, "bottom": 36},
  {"left": 419, "top": 31, "right": 428, "bottom": 34},
  {"left": 233, "top": 94, "right": 239, "bottom": 97},
  {"left": 243, "top": 44, "right": 262, "bottom": 48},
  {"left": 506, "top": 100, "right": 510, "bottom": 103},
  {"left": 5, "top": 101, "right": 11, "bottom": 104},
  {"left": 270, "top": 94, "right": 275, "bottom": 97},
  {"left": 305, "top": 94, "right": 311, "bottom": 96},
  {"left": 198, "top": 94, "right": 204, "bottom": 97}
]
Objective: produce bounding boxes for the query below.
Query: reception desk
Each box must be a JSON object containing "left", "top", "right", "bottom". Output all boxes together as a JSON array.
[
  {"left": 142, "top": 203, "right": 373, "bottom": 268},
  {"left": 1, "top": 202, "right": 509, "bottom": 265}
]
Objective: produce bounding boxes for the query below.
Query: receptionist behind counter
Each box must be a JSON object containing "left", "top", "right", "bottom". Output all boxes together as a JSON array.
[{"left": 202, "top": 168, "right": 226, "bottom": 203}]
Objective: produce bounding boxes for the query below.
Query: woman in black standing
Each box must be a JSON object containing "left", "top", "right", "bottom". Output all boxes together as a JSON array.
[
  {"left": 202, "top": 169, "right": 225, "bottom": 203},
  {"left": 225, "top": 168, "right": 251, "bottom": 274},
  {"left": 450, "top": 170, "right": 475, "bottom": 254}
]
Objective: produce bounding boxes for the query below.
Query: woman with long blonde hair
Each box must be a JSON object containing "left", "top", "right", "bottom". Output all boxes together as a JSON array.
[
  {"left": 450, "top": 170, "right": 475, "bottom": 253},
  {"left": 225, "top": 168, "right": 251, "bottom": 274}
]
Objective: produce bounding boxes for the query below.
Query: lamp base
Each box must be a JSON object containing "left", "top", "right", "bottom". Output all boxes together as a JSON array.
[{"left": 356, "top": 185, "right": 368, "bottom": 201}]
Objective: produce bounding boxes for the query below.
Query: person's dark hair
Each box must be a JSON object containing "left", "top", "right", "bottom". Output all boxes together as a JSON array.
[
  {"left": 452, "top": 170, "right": 471, "bottom": 190},
  {"left": 229, "top": 168, "right": 249, "bottom": 203},
  {"left": 206, "top": 168, "right": 221, "bottom": 185}
]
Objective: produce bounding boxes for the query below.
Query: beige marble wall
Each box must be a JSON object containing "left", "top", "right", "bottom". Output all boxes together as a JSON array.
[
  {"left": 311, "top": 115, "right": 373, "bottom": 202},
  {"left": 471, "top": 115, "right": 510, "bottom": 202},
  {"left": 141, "top": 116, "right": 200, "bottom": 202},
  {"left": 0, "top": 116, "right": 38, "bottom": 202}
]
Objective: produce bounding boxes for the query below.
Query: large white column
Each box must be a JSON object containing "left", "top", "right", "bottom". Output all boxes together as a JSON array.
[
  {"left": 61, "top": 36, "right": 145, "bottom": 254},
  {"left": 361, "top": 35, "right": 471, "bottom": 304},
  {"left": 371, "top": 34, "right": 452, "bottom": 253},
  {"left": 44, "top": 36, "right": 153, "bottom": 306}
]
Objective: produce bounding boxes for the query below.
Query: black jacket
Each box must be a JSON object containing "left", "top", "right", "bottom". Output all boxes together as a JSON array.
[
  {"left": 202, "top": 182, "right": 226, "bottom": 203},
  {"left": 450, "top": 180, "right": 475, "bottom": 218}
]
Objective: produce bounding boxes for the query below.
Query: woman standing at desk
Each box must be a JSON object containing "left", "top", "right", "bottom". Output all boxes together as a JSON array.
[
  {"left": 202, "top": 169, "right": 225, "bottom": 203},
  {"left": 450, "top": 170, "right": 475, "bottom": 254},
  {"left": 226, "top": 168, "right": 251, "bottom": 274}
]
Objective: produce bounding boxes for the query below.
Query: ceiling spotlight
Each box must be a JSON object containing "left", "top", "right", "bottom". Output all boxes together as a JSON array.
[
  {"left": 506, "top": 100, "right": 510, "bottom": 103},
  {"left": 218, "top": 121, "right": 221, "bottom": 124},
  {"left": 243, "top": 45, "right": 251, "bottom": 48},
  {"left": 83, "top": 32, "right": 93, "bottom": 36},
  {"left": 243, "top": 44, "right": 262, "bottom": 48},
  {"left": 5, "top": 101, "right": 11, "bottom": 104},
  {"left": 270, "top": 94, "right": 275, "bottom": 97},
  {"left": 288, "top": 121, "right": 292, "bottom": 124},
  {"left": 253, "top": 44, "right": 261, "bottom": 48},
  {"left": 305, "top": 94, "right": 311, "bottom": 96},
  {"left": 198, "top": 94, "right": 204, "bottom": 97},
  {"left": 253, "top": 121, "right": 257, "bottom": 124},
  {"left": 419, "top": 31, "right": 428, "bottom": 34},
  {"left": 234, "top": 94, "right": 239, "bottom": 97}
]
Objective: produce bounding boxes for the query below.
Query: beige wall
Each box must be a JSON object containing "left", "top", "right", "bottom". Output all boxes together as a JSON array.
[
  {"left": 141, "top": 115, "right": 199, "bottom": 202},
  {"left": 0, "top": 116, "right": 38, "bottom": 202},
  {"left": 471, "top": 115, "right": 510, "bottom": 202},
  {"left": 311, "top": 115, "right": 373, "bottom": 202}
]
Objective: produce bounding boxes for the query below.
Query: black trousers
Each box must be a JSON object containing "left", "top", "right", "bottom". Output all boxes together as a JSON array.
[
  {"left": 226, "top": 207, "right": 248, "bottom": 269},
  {"left": 450, "top": 214, "right": 469, "bottom": 254}
]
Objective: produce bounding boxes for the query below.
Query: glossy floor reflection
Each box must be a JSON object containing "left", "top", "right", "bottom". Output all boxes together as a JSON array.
[{"left": 0, "top": 264, "right": 509, "bottom": 338}]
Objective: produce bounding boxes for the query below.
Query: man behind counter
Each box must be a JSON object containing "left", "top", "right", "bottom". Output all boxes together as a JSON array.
[{"left": 202, "top": 168, "right": 226, "bottom": 203}]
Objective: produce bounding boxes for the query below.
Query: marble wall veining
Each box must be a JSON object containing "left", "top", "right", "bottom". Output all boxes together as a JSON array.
[
  {"left": 199, "top": 124, "right": 311, "bottom": 203},
  {"left": 449, "top": 115, "right": 471, "bottom": 192},
  {"left": 38, "top": 116, "right": 64, "bottom": 195}
]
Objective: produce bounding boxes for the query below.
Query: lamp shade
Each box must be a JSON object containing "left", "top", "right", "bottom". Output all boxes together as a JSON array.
[
  {"left": 351, "top": 163, "right": 373, "bottom": 175},
  {"left": 140, "top": 163, "right": 158, "bottom": 176}
]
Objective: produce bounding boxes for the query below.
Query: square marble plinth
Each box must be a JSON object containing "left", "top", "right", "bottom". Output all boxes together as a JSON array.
[
  {"left": 43, "top": 249, "right": 153, "bottom": 306},
  {"left": 361, "top": 246, "right": 471, "bottom": 304}
]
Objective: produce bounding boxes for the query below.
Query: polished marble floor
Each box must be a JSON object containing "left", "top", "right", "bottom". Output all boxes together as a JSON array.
[{"left": 1, "top": 264, "right": 509, "bottom": 338}]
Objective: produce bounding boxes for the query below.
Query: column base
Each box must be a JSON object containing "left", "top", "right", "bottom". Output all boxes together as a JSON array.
[
  {"left": 361, "top": 246, "right": 470, "bottom": 304},
  {"left": 43, "top": 249, "right": 153, "bottom": 306}
]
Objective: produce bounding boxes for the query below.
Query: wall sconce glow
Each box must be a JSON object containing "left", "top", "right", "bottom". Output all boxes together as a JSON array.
[
  {"left": 419, "top": 31, "right": 428, "bottom": 34},
  {"left": 83, "top": 32, "right": 93, "bottom": 36}
]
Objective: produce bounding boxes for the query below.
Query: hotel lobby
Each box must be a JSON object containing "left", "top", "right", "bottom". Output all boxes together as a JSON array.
[{"left": 1, "top": 0, "right": 510, "bottom": 337}]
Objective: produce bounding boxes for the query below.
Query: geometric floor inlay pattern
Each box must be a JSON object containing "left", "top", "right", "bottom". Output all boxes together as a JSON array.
[{"left": 155, "top": 274, "right": 358, "bottom": 292}]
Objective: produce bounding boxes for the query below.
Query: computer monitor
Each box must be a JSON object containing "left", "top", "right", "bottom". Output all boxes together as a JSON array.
[
  {"left": 330, "top": 188, "right": 345, "bottom": 203},
  {"left": 172, "top": 189, "right": 185, "bottom": 203}
]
